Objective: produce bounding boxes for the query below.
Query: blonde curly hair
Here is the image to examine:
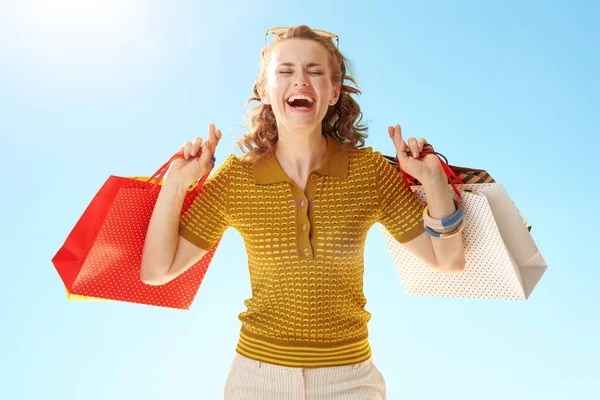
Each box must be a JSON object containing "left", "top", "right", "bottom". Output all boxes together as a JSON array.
[{"left": 235, "top": 25, "right": 369, "bottom": 165}]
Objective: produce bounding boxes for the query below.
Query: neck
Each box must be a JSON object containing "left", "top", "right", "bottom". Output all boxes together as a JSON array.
[{"left": 274, "top": 125, "right": 327, "bottom": 177}]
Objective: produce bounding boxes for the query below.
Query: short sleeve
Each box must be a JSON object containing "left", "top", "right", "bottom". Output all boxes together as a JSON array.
[
  {"left": 373, "top": 151, "right": 425, "bottom": 243},
  {"left": 179, "top": 154, "right": 235, "bottom": 250}
]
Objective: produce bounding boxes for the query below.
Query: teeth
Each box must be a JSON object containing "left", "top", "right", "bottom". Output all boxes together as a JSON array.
[{"left": 287, "top": 95, "right": 315, "bottom": 104}]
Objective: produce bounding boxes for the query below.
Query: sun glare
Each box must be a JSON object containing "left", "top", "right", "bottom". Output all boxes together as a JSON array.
[
  {"left": 9, "top": 0, "right": 154, "bottom": 88},
  {"left": 25, "top": 0, "right": 136, "bottom": 40}
]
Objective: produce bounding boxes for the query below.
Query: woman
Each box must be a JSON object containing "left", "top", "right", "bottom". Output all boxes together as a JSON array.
[{"left": 141, "top": 25, "right": 466, "bottom": 400}]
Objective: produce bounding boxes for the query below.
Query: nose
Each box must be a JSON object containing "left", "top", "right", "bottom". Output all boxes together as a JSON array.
[{"left": 294, "top": 71, "right": 310, "bottom": 87}]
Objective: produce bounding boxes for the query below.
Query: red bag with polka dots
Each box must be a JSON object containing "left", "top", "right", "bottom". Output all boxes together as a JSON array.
[{"left": 52, "top": 153, "right": 220, "bottom": 310}]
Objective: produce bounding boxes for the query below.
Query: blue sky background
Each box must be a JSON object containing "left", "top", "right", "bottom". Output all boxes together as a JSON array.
[{"left": 1, "top": 1, "right": 598, "bottom": 399}]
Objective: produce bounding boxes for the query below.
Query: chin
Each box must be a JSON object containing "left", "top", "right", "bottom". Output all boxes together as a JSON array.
[{"left": 280, "top": 108, "right": 327, "bottom": 131}]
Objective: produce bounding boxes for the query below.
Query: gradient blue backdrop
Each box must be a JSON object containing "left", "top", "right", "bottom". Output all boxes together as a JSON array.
[{"left": 1, "top": 1, "right": 598, "bottom": 399}]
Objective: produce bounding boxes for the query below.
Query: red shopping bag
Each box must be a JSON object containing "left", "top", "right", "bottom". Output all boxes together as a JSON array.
[{"left": 52, "top": 153, "right": 220, "bottom": 310}]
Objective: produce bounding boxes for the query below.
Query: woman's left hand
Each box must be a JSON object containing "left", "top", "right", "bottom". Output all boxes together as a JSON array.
[{"left": 388, "top": 124, "right": 444, "bottom": 183}]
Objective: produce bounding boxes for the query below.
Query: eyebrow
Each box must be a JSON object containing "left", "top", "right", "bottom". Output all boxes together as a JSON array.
[{"left": 277, "top": 62, "right": 323, "bottom": 68}]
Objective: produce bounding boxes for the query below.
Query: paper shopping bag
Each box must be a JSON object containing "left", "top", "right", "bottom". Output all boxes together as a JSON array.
[
  {"left": 381, "top": 183, "right": 547, "bottom": 300},
  {"left": 52, "top": 153, "right": 220, "bottom": 310},
  {"left": 381, "top": 145, "right": 545, "bottom": 300}
]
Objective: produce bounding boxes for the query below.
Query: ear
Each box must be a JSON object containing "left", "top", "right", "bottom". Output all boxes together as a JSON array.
[
  {"left": 258, "top": 83, "right": 271, "bottom": 105},
  {"left": 330, "top": 82, "right": 342, "bottom": 105}
]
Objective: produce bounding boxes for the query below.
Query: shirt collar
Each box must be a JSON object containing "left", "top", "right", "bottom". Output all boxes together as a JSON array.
[{"left": 253, "top": 135, "right": 349, "bottom": 185}]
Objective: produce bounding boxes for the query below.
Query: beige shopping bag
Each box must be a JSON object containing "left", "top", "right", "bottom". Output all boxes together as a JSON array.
[{"left": 380, "top": 183, "right": 547, "bottom": 300}]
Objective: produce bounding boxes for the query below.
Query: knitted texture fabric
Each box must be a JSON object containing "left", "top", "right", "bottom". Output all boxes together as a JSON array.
[{"left": 179, "top": 135, "right": 425, "bottom": 367}]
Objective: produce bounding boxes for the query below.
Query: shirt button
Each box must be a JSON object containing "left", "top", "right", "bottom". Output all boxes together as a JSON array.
[
  {"left": 310, "top": 174, "right": 318, "bottom": 182},
  {"left": 300, "top": 200, "right": 307, "bottom": 208},
  {"left": 303, "top": 248, "right": 311, "bottom": 256},
  {"left": 302, "top": 224, "right": 309, "bottom": 231}
]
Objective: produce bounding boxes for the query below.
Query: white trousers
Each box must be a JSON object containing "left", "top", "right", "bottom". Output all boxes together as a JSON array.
[{"left": 223, "top": 352, "right": 387, "bottom": 399}]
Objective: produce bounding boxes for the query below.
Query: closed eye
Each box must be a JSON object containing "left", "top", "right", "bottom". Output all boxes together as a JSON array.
[{"left": 277, "top": 70, "right": 324, "bottom": 75}]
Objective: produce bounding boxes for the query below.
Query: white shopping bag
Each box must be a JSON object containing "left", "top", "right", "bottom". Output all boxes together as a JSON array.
[{"left": 381, "top": 183, "right": 547, "bottom": 300}]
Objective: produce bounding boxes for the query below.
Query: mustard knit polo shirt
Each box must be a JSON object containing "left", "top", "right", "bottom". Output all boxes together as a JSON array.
[{"left": 179, "top": 135, "right": 425, "bottom": 368}]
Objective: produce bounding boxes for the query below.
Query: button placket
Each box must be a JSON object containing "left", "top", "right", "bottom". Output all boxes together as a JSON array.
[
  {"left": 298, "top": 206, "right": 312, "bottom": 259},
  {"left": 290, "top": 184, "right": 313, "bottom": 261},
  {"left": 301, "top": 173, "right": 319, "bottom": 260}
]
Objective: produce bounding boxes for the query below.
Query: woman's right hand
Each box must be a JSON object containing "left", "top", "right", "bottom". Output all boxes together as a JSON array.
[{"left": 165, "top": 123, "right": 223, "bottom": 188}]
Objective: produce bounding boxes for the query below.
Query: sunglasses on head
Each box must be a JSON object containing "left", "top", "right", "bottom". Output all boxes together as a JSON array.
[{"left": 264, "top": 26, "right": 340, "bottom": 50}]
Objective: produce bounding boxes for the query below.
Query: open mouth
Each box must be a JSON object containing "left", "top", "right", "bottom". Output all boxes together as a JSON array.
[{"left": 286, "top": 94, "right": 315, "bottom": 111}]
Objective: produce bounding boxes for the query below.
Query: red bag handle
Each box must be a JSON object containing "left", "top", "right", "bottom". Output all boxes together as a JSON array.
[
  {"left": 143, "top": 152, "right": 216, "bottom": 196},
  {"left": 383, "top": 144, "right": 465, "bottom": 199}
]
